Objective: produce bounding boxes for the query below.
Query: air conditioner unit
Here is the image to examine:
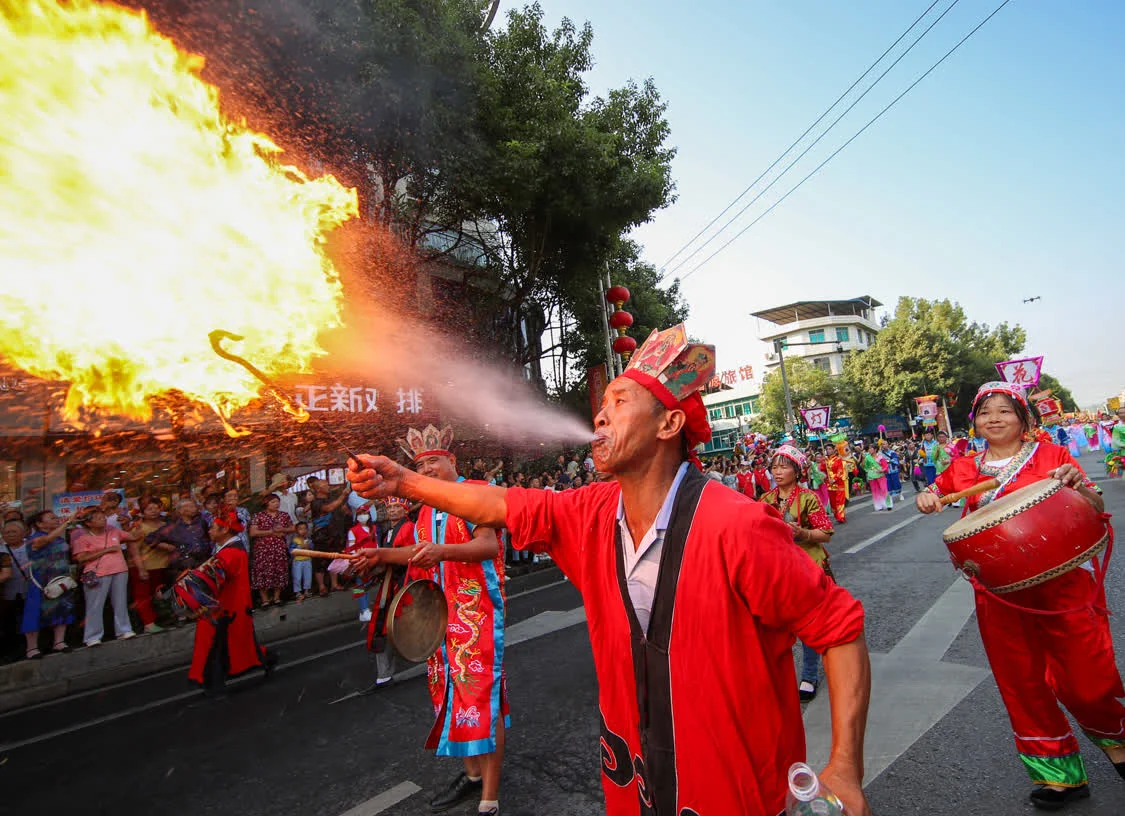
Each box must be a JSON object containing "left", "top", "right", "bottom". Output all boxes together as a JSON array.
[{"left": 765, "top": 352, "right": 778, "bottom": 362}]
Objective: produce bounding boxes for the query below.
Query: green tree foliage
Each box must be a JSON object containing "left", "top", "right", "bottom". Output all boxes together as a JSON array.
[
  {"left": 554, "top": 239, "right": 689, "bottom": 412},
  {"left": 843, "top": 297, "right": 1026, "bottom": 428},
  {"left": 466, "top": 5, "right": 676, "bottom": 361},
  {"left": 756, "top": 357, "right": 842, "bottom": 436}
]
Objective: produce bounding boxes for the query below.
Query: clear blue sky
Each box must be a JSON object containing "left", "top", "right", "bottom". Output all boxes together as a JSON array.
[{"left": 533, "top": 0, "right": 1124, "bottom": 406}]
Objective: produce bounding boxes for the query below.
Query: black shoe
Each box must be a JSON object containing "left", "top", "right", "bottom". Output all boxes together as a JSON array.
[
  {"left": 430, "top": 772, "right": 482, "bottom": 813},
  {"left": 1029, "top": 784, "right": 1090, "bottom": 811},
  {"left": 798, "top": 680, "right": 818, "bottom": 702},
  {"left": 1114, "top": 760, "right": 1125, "bottom": 781}
]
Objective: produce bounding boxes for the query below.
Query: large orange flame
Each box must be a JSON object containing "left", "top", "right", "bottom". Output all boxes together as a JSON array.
[{"left": 0, "top": 0, "right": 358, "bottom": 429}]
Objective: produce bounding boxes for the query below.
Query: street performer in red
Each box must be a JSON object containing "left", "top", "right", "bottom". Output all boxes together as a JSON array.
[
  {"left": 186, "top": 511, "right": 271, "bottom": 696},
  {"left": 348, "top": 324, "right": 872, "bottom": 816},
  {"left": 359, "top": 496, "right": 416, "bottom": 689},
  {"left": 354, "top": 426, "right": 508, "bottom": 816},
  {"left": 917, "top": 381, "right": 1124, "bottom": 810}
]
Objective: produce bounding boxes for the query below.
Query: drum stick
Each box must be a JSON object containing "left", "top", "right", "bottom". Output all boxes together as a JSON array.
[
  {"left": 290, "top": 549, "right": 358, "bottom": 560},
  {"left": 939, "top": 478, "right": 1000, "bottom": 506}
]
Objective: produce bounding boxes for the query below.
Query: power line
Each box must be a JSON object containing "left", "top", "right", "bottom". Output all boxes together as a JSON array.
[
  {"left": 658, "top": 0, "right": 945, "bottom": 275},
  {"left": 679, "top": 0, "right": 1013, "bottom": 282},
  {"left": 665, "top": 0, "right": 962, "bottom": 279}
]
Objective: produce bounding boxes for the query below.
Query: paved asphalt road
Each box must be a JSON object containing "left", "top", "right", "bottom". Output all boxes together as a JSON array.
[{"left": 5, "top": 466, "right": 1125, "bottom": 816}]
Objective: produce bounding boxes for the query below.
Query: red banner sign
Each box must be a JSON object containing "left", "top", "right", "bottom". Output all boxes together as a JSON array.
[{"left": 587, "top": 364, "right": 609, "bottom": 422}]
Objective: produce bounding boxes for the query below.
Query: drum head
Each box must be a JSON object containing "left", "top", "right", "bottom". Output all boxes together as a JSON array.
[
  {"left": 387, "top": 579, "right": 447, "bottom": 663},
  {"left": 942, "top": 478, "right": 1061, "bottom": 543}
]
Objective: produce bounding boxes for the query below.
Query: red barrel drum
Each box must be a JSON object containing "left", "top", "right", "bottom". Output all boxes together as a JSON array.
[{"left": 942, "top": 479, "right": 1109, "bottom": 593}]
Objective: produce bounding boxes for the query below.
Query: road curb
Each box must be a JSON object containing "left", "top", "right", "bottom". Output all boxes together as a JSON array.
[{"left": 0, "top": 563, "right": 561, "bottom": 713}]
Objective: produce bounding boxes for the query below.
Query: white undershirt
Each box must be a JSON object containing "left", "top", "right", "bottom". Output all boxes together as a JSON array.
[
  {"left": 984, "top": 456, "right": 1013, "bottom": 468},
  {"left": 616, "top": 462, "right": 689, "bottom": 633}
]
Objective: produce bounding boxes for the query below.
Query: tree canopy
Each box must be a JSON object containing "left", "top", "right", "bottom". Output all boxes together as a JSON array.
[{"left": 842, "top": 297, "right": 1026, "bottom": 428}]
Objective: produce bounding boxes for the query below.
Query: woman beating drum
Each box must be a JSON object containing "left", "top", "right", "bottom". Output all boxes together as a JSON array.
[{"left": 917, "top": 381, "right": 1124, "bottom": 810}]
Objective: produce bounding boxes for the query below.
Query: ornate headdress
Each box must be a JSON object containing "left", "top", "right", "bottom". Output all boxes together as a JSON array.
[
  {"left": 622, "top": 324, "right": 716, "bottom": 405},
  {"left": 385, "top": 496, "right": 411, "bottom": 508},
  {"left": 972, "top": 381, "right": 1030, "bottom": 412},
  {"left": 397, "top": 424, "right": 455, "bottom": 462},
  {"left": 772, "top": 444, "right": 807, "bottom": 472}
]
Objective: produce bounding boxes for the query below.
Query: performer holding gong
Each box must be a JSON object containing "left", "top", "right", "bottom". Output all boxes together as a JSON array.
[
  {"left": 352, "top": 426, "right": 508, "bottom": 816},
  {"left": 917, "top": 381, "right": 1123, "bottom": 810}
]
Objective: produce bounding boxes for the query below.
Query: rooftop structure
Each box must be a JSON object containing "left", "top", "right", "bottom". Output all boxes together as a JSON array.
[{"left": 753, "top": 296, "right": 883, "bottom": 376}]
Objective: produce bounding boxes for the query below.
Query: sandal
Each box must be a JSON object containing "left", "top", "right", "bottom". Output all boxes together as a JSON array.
[
  {"left": 52, "top": 641, "right": 70, "bottom": 653},
  {"left": 25, "top": 648, "right": 42, "bottom": 659}
]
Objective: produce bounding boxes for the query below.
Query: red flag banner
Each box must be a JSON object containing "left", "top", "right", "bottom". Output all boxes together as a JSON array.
[{"left": 587, "top": 364, "right": 609, "bottom": 422}]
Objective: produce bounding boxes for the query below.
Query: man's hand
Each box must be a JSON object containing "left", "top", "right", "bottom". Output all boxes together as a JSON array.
[
  {"left": 818, "top": 761, "right": 870, "bottom": 816},
  {"left": 915, "top": 491, "right": 943, "bottom": 514},
  {"left": 347, "top": 455, "right": 407, "bottom": 500},
  {"left": 351, "top": 547, "right": 385, "bottom": 572},
  {"left": 411, "top": 542, "right": 443, "bottom": 570}
]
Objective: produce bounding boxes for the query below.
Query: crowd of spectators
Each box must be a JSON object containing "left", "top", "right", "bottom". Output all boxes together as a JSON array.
[{"left": 0, "top": 451, "right": 602, "bottom": 663}]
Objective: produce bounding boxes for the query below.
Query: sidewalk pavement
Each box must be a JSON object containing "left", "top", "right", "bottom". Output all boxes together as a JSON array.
[{"left": 0, "top": 561, "right": 560, "bottom": 714}]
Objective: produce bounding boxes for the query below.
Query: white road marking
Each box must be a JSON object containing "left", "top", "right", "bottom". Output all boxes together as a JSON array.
[
  {"left": 0, "top": 616, "right": 364, "bottom": 719},
  {"left": 337, "top": 781, "right": 422, "bottom": 816},
  {"left": 0, "top": 636, "right": 363, "bottom": 753},
  {"left": 4, "top": 571, "right": 571, "bottom": 722},
  {"left": 842, "top": 513, "right": 926, "bottom": 554},
  {"left": 803, "top": 577, "right": 988, "bottom": 783}
]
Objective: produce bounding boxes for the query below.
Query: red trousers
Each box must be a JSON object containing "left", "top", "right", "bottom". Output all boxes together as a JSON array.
[
  {"left": 976, "top": 568, "right": 1125, "bottom": 786},
  {"left": 827, "top": 489, "right": 847, "bottom": 523},
  {"left": 128, "top": 567, "right": 167, "bottom": 627}
]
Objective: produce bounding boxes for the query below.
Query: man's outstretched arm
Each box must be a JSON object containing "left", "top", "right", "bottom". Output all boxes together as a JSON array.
[{"left": 347, "top": 455, "right": 508, "bottom": 528}]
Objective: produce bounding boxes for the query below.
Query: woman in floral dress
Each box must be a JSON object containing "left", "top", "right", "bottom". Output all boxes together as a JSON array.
[{"left": 249, "top": 494, "right": 294, "bottom": 607}]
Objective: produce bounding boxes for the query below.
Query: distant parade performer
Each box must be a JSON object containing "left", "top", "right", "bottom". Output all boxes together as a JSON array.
[
  {"left": 356, "top": 496, "right": 416, "bottom": 688},
  {"left": 883, "top": 442, "right": 903, "bottom": 502},
  {"left": 185, "top": 512, "right": 272, "bottom": 696},
  {"left": 349, "top": 324, "right": 872, "bottom": 816},
  {"left": 919, "top": 428, "right": 949, "bottom": 485},
  {"left": 861, "top": 443, "right": 891, "bottom": 511},
  {"left": 824, "top": 444, "right": 849, "bottom": 523},
  {"left": 917, "top": 382, "right": 1124, "bottom": 810},
  {"left": 760, "top": 444, "right": 836, "bottom": 702},
  {"left": 354, "top": 426, "right": 508, "bottom": 816}
]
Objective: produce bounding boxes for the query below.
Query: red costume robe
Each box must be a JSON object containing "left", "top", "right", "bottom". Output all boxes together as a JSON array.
[
  {"left": 187, "top": 541, "right": 267, "bottom": 688},
  {"left": 505, "top": 465, "right": 865, "bottom": 816},
  {"left": 824, "top": 456, "right": 848, "bottom": 523},
  {"left": 417, "top": 484, "right": 510, "bottom": 757},
  {"left": 931, "top": 442, "right": 1125, "bottom": 787}
]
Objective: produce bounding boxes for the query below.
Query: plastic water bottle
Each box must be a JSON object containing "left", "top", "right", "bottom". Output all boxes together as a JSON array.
[{"left": 785, "top": 763, "right": 845, "bottom": 816}]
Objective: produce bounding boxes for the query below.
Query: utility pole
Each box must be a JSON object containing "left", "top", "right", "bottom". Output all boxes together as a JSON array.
[{"left": 775, "top": 339, "right": 795, "bottom": 436}]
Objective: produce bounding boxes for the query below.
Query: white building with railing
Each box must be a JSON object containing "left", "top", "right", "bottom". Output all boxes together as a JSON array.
[{"left": 753, "top": 296, "right": 882, "bottom": 376}]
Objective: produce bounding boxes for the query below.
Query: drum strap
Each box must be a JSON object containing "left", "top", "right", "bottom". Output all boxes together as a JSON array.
[{"left": 971, "top": 513, "right": 1114, "bottom": 617}]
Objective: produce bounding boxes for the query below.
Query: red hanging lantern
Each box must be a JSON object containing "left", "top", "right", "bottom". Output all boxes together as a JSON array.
[
  {"left": 605, "top": 284, "right": 635, "bottom": 363},
  {"left": 608, "top": 310, "right": 634, "bottom": 330},
  {"left": 612, "top": 335, "right": 637, "bottom": 355},
  {"left": 605, "top": 285, "right": 631, "bottom": 306}
]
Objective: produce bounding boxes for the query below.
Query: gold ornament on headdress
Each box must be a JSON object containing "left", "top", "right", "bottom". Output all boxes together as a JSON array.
[{"left": 397, "top": 424, "right": 455, "bottom": 462}]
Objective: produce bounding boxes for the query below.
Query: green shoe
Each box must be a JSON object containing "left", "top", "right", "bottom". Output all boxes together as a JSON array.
[{"left": 143, "top": 623, "right": 165, "bottom": 634}]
